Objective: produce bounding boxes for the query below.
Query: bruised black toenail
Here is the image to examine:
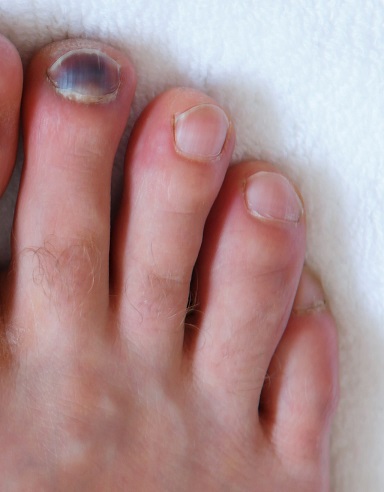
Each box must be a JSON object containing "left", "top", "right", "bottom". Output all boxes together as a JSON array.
[{"left": 47, "top": 48, "right": 121, "bottom": 103}]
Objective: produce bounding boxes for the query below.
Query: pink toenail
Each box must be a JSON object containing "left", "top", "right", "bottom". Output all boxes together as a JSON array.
[
  {"left": 293, "top": 267, "right": 327, "bottom": 314},
  {"left": 244, "top": 171, "right": 303, "bottom": 223},
  {"left": 47, "top": 49, "right": 121, "bottom": 103},
  {"left": 173, "top": 103, "right": 229, "bottom": 159}
]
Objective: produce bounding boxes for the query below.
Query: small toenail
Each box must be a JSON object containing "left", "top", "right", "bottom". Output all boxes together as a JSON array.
[
  {"left": 47, "top": 49, "right": 121, "bottom": 103},
  {"left": 173, "top": 104, "right": 229, "bottom": 159},
  {"left": 293, "top": 267, "right": 327, "bottom": 315},
  {"left": 244, "top": 171, "right": 303, "bottom": 223}
]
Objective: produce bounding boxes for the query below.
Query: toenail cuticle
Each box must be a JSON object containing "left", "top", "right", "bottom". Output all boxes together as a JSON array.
[
  {"left": 244, "top": 172, "right": 303, "bottom": 223},
  {"left": 173, "top": 104, "right": 229, "bottom": 159},
  {"left": 293, "top": 267, "right": 327, "bottom": 315},
  {"left": 47, "top": 49, "right": 121, "bottom": 103}
]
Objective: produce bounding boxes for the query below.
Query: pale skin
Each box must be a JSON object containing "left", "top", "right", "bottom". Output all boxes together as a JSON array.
[{"left": 0, "top": 35, "right": 339, "bottom": 491}]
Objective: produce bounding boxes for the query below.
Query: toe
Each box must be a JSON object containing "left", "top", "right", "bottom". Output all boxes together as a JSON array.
[
  {"left": 189, "top": 161, "right": 306, "bottom": 417},
  {"left": 111, "top": 88, "right": 235, "bottom": 372},
  {"left": 0, "top": 34, "right": 23, "bottom": 195},
  {"left": 260, "top": 267, "right": 339, "bottom": 484},
  {"left": 10, "top": 40, "right": 136, "bottom": 332}
]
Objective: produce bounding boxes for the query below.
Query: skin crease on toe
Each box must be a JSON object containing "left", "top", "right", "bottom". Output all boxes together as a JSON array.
[{"left": 0, "top": 36, "right": 339, "bottom": 492}]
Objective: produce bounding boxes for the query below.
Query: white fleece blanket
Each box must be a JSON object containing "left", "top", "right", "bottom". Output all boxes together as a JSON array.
[{"left": 0, "top": 0, "right": 382, "bottom": 490}]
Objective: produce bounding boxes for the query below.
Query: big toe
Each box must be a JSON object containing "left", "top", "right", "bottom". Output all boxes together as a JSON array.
[
  {"left": 0, "top": 34, "right": 23, "bottom": 195},
  {"left": 9, "top": 39, "right": 136, "bottom": 341}
]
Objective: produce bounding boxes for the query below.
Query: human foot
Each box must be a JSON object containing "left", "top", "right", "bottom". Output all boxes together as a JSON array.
[{"left": 0, "top": 37, "right": 338, "bottom": 491}]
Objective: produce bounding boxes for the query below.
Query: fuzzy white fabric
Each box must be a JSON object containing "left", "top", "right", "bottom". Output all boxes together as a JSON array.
[{"left": 0, "top": 0, "right": 382, "bottom": 489}]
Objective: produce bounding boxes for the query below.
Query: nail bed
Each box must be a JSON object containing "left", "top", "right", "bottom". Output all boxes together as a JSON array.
[{"left": 47, "top": 48, "right": 121, "bottom": 103}]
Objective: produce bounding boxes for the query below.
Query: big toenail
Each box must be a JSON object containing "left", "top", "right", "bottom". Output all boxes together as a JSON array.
[
  {"left": 47, "top": 49, "right": 121, "bottom": 103},
  {"left": 174, "top": 104, "right": 229, "bottom": 159},
  {"left": 244, "top": 171, "right": 303, "bottom": 223},
  {"left": 293, "top": 267, "right": 327, "bottom": 314}
]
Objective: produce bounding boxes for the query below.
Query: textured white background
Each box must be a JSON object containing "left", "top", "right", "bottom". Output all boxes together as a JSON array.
[{"left": 0, "top": 1, "right": 383, "bottom": 490}]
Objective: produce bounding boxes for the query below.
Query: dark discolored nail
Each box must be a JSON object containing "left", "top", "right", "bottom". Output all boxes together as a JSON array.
[{"left": 47, "top": 48, "right": 121, "bottom": 103}]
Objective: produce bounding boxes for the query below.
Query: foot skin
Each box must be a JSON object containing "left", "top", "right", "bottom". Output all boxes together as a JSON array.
[{"left": 0, "top": 37, "right": 339, "bottom": 491}]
